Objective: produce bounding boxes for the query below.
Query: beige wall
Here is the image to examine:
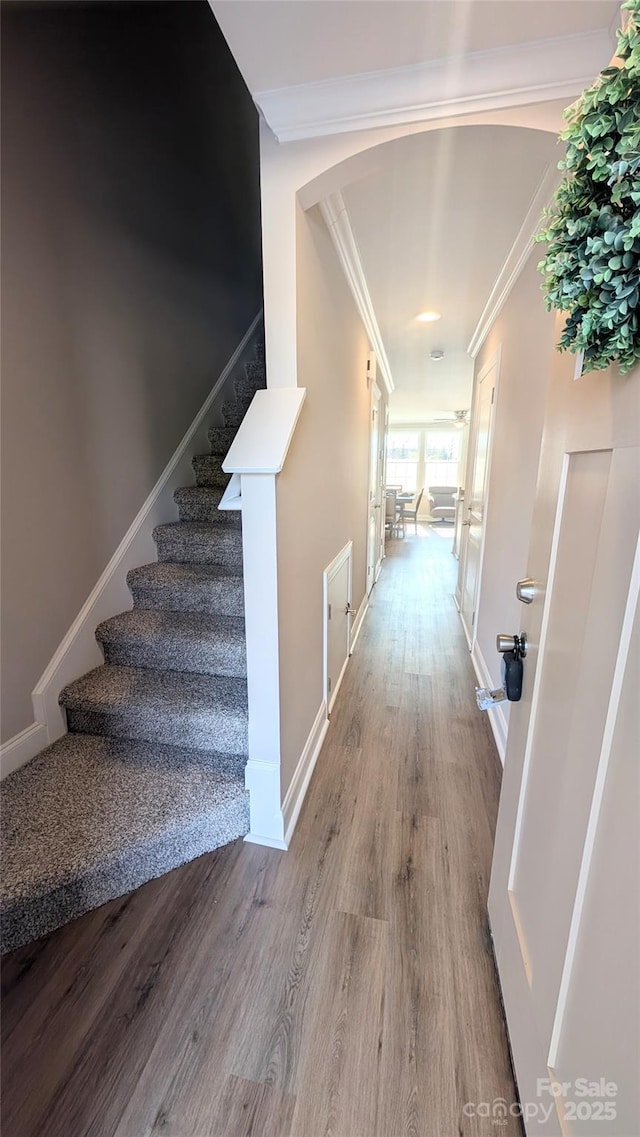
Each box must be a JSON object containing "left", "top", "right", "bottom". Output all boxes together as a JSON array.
[
  {"left": 472, "top": 251, "right": 556, "bottom": 701},
  {"left": 276, "top": 204, "right": 375, "bottom": 794},
  {"left": 0, "top": 3, "right": 262, "bottom": 742}
]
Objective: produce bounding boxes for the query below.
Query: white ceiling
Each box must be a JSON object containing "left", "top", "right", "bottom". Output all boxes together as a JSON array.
[
  {"left": 211, "top": 0, "right": 618, "bottom": 93},
  {"left": 341, "top": 125, "right": 559, "bottom": 421}
]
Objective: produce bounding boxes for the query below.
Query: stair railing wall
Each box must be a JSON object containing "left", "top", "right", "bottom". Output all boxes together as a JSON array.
[{"left": 220, "top": 387, "right": 306, "bottom": 847}]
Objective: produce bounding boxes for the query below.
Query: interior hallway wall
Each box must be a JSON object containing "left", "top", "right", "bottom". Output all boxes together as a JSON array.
[
  {"left": 276, "top": 204, "right": 376, "bottom": 795},
  {"left": 1, "top": 1, "right": 262, "bottom": 741},
  {"left": 470, "top": 251, "right": 556, "bottom": 725}
]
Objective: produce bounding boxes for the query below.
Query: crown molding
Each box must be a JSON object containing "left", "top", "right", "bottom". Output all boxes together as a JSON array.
[
  {"left": 467, "top": 160, "right": 561, "bottom": 359},
  {"left": 255, "top": 29, "right": 612, "bottom": 142},
  {"left": 319, "top": 192, "right": 394, "bottom": 396}
]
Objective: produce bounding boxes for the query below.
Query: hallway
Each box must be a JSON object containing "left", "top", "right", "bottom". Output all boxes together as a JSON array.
[{"left": 1, "top": 528, "right": 520, "bottom": 1137}]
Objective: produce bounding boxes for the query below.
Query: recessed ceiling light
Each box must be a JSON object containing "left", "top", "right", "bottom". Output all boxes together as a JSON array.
[{"left": 417, "top": 310, "right": 441, "bottom": 323}]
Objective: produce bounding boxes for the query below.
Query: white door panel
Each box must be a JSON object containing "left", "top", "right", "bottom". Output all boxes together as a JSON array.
[
  {"left": 550, "top": 591, "right": 639, "bottom": 1135},
  {"left": 488, "top": 328, "right": 639, "bottom": 1136}
]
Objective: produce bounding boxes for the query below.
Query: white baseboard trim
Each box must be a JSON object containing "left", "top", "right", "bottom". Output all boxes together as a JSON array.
[
  {"left": 244, "top": 833, "right": 288, "bottom": 851},
  {"left": 29, "top": 311, "right": 262, "bottom": 751},
  {"left": 0, "top": 722, "right": 48, "bottom": 781},
  {"left": 350, "top": 595, "right": 369, "bottom": 654},
  {"left": 470, "top": 641, "right": 508, "bottom": 766},
  {"left": 282, "top": 701, "right": 330, "bottom": 848},
  {"left": 244, "top": 757, "right": 286, "bottom": 847}
]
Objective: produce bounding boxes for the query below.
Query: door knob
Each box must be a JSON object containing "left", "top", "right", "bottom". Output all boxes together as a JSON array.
[
  {"left": 496, "top": 633, "right": 527, "bottom": 657},
  {"left": 516, "top": 577, "right": 536, "bottom": 604}
]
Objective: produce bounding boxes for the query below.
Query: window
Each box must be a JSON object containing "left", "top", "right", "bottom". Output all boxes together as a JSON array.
[
  {"left": 424, "top": 430, "right": 461, "bottom": 487},
  {"left": 386, "top": 431, "right": 420, "bottom": 492}
]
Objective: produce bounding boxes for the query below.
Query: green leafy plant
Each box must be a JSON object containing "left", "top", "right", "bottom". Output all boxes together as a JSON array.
[{"left": 536, "top": 0, "right": 640, "bottom": 374}]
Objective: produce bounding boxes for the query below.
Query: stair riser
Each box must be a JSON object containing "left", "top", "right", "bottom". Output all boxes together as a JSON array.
[
  {"left": 66, "top": 708, "right": 248, "bottom": 754},
  {"left": 0, "top": 800, "right": 249, "bottom": 954},
  {"left": 245, "top": 358, "right": 265, "bottom": 382},
  {"left": 176, "top": 500, "right": 241, "bottom": 526},
  {"left": 129, "top": 582, "right": 244, "bottom": 616},
  {"left": 222, "top": 408, "right": 249, "bottom": 429},
  {"left": 234, "top": 375, "right": 264, "bottom": 399},
  {"left": 100, "top": 638, "right": 247, "bottom": 678},
  {"left": 154, "top": 531, "right": 243, "bottom": 567},
  {"left": 223, "top": 396, "right": 253, "bottom": 420},
  {"left": 208, "top": 427, "right": 237, "bottom": 455},
  {"left": 192, "top": 457, "right": 228, "bottom": 487}
]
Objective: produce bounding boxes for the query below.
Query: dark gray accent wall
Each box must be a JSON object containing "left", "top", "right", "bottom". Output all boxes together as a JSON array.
[{"left": 1, "top": 0, "right": 263, "bottom": 740}]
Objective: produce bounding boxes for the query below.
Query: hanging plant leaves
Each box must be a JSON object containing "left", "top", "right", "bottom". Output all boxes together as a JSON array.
[{"left": 536, "top": 0, "right": 640, "bottom": 374}]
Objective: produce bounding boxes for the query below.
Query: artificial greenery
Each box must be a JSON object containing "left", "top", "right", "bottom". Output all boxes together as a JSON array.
[{"left": 536, "top": 0, "right": 640, "bottom": 374}]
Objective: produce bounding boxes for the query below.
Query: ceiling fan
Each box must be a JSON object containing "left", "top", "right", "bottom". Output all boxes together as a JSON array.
[{"left": 431, "top": 409, "right": 470, "bottom": 424}]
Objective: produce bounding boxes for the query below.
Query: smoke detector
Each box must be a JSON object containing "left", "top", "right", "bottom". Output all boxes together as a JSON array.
[{"left": 429, "top": 349, "right": 445, "bottom": 361}]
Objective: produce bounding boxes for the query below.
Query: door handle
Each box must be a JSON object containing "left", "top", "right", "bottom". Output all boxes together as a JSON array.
[
  {"left": 516, "top": 578, "right": 536, "bottom": 604},
  {"left": 496, "top": 633, "right": 527, "bottom": 657}
]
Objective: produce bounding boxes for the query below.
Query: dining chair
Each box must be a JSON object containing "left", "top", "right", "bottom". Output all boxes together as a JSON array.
[
  {"left": 385, "top": 490, "right": 404, "bottom": 537},
  {"left": 403, "top": 488, "right": 424, "bottom": 534}
]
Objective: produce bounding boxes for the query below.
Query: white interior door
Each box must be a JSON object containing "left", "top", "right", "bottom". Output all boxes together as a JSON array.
[
  {"left": 488, "top": 338, "right": 640, "bottom": 1136},
  {"left": 459, "top": 350, "right": 498, "bottom": 643},
  {"left": 324, "top": 543, "right": 352, "bottom": 713},
  {"left": 367, "top": 382, "right": 384, "bottom": 594}
]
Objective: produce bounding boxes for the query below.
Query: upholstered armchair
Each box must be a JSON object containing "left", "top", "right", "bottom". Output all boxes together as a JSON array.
[{"left": 428, "top": 485, "right": 457, "bottom": 523}]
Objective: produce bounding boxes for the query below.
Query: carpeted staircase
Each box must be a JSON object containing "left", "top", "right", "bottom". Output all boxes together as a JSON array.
[{"left": 1, "top": 343, "right": 265, "bottom": 954}]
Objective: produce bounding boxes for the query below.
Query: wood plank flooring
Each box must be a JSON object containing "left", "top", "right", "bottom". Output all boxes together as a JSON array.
[{"left": 1, "top": 527, "right": 520, "bottom": 1137}]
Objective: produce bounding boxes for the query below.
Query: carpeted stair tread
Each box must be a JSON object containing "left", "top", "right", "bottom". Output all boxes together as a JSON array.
[
  {"left": 208, "top": 426, "right": 237, "bottom": 455},
  {"left": 0, "top": 733, "right": 248, "bottom": 952},
  {"left": 60, "top": 664, "right": 248, "bottom": 752},
  {"left": 153, "top": 521, "right": 243, "bottom": 566},
  {"left": 192, "top": 454, "right": 228, "bottom": 487},
  {"left": 127, "top": 562, "right": 244, "bottom": 615},
  {"left": 96, "top": 610, "right": 247, "bottom": 677},
  {"left": 174, "top": 485, "right": 240, "bottom": 525}
]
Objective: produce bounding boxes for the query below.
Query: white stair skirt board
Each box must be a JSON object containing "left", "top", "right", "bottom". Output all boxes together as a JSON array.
[
  {"left": 471, "top": 640, "right": 508, "bottom": 765},
  {"left": 0, "top": 722, "right": 48, "bottom": 780},
  {"left": 0, "top": 311, "right": 263, "bottom": 778}
]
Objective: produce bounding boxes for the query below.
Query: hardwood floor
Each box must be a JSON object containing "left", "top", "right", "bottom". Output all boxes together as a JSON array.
[{"left": 1, "top": 527, "right": 520, "bottom": 1137}]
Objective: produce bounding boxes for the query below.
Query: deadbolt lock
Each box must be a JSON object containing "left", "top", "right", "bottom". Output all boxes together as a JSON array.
[{"left": 516, "top": 578, "right": 536, "bottom": 604}]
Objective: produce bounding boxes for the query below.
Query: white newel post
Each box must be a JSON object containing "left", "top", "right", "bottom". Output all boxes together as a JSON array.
[{"left": 219, "top": 387, "right": 306, "bottom": 849}]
